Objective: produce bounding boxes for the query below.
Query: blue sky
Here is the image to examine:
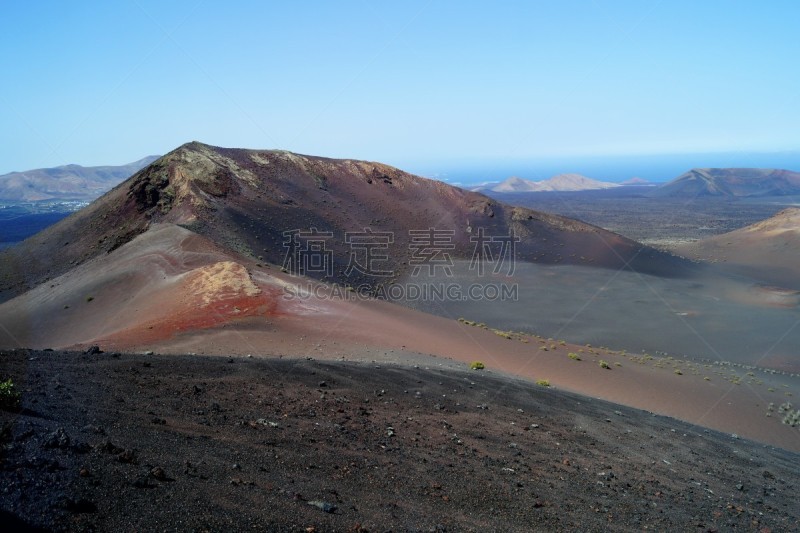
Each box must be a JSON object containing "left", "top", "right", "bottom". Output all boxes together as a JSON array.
[{"left": 1, "top": 1, "right": 798, "bottom": 180}]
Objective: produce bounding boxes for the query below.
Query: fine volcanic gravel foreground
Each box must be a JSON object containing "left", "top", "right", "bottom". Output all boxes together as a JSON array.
[{"left": 1, "top": 350, "right": 798, "bottom": 532}]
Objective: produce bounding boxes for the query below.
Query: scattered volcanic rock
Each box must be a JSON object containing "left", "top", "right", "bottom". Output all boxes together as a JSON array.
[{"left": 0, "top": 350, "right": 797, "bottom": 531}]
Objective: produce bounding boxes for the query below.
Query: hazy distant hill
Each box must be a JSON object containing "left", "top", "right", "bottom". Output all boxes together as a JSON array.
[
  {"left": 620, "top": 177, "right": 655, "bottom": 186},
  {"left": 489, "top": 173, "right": 620, "bottom": 193},
  {"left": 0, "top": 156, "right": 160, "bottom": 202},
  {"left": 488, "top": 176, "right": 532, "bottom": 192},
  {"left": 655, "top": 168, "right": 800, "bottom": 197}
]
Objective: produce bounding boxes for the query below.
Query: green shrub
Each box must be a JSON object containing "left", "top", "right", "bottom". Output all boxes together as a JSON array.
[
  {"left": 598, "top": 360, "right": 610, "bottom": 369},
  {"left": 469, "top": 361, "right": 485, "bottom": 370},
  {"left": 567, "top": 352, "right": 581, "bottom": 361},
  {"left": 781, "top": 405, "right": 800, "bottom": 427},
  {"left": 535, "top": 379, "right": 550, "bottom": 387},
  {"left": 0, "top": 379, "right": 21, "bottom": 411}
]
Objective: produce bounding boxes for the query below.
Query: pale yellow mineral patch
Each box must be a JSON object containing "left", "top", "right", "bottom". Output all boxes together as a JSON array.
[{"left": 183, "top": 261, "right": 261, "bottom": 307}]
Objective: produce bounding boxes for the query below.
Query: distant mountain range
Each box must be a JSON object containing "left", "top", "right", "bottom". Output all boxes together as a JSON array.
[
  {"left": 0, "top": 156, "right": 160, "bottom": 202},
  {"left": 655, "top": 168, "right": 800, "bottom": 197},
  {"left": 475, "top": 173, "right": 620, "bottom": 193},
  {"left": 475, "top": 168, "right": 800, "bottom": 197},
  {"left": 5, "top": 156, "right": 800, "bottom": 206}
]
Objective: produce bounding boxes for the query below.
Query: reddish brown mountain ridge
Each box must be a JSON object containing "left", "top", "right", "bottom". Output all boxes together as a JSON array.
[{"left": 0, "top": 141, "right": 690, "bottom": 300}]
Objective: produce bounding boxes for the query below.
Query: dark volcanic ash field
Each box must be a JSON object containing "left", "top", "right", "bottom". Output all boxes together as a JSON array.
[{"left": 1, "top": 349, "right": 798, "bottom": 532}]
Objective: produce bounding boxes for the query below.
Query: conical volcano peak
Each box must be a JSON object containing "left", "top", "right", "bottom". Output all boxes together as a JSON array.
[{"left": 0, "top": 142, "right": 691, "bottom": 302}]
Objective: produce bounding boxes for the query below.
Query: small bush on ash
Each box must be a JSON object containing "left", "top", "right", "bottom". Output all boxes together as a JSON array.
[
  {"left": 470, "top": 361, "right": 485, "bottom": 370},
  {"left": 0, "top": 378, "right": 21, "bottom": 411}
]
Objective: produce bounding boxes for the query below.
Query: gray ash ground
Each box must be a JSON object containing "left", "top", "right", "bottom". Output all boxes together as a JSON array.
[{"left": 1, "top": 349, "right": 798, "bottom": 532}]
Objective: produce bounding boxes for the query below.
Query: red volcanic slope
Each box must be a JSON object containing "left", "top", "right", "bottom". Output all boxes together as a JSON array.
[
  {"left": 5, "top": 143, "right": 790, "bottom": 450},
  {"left": 0, "top": 221, "right": 797, "bottom": 451}
]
